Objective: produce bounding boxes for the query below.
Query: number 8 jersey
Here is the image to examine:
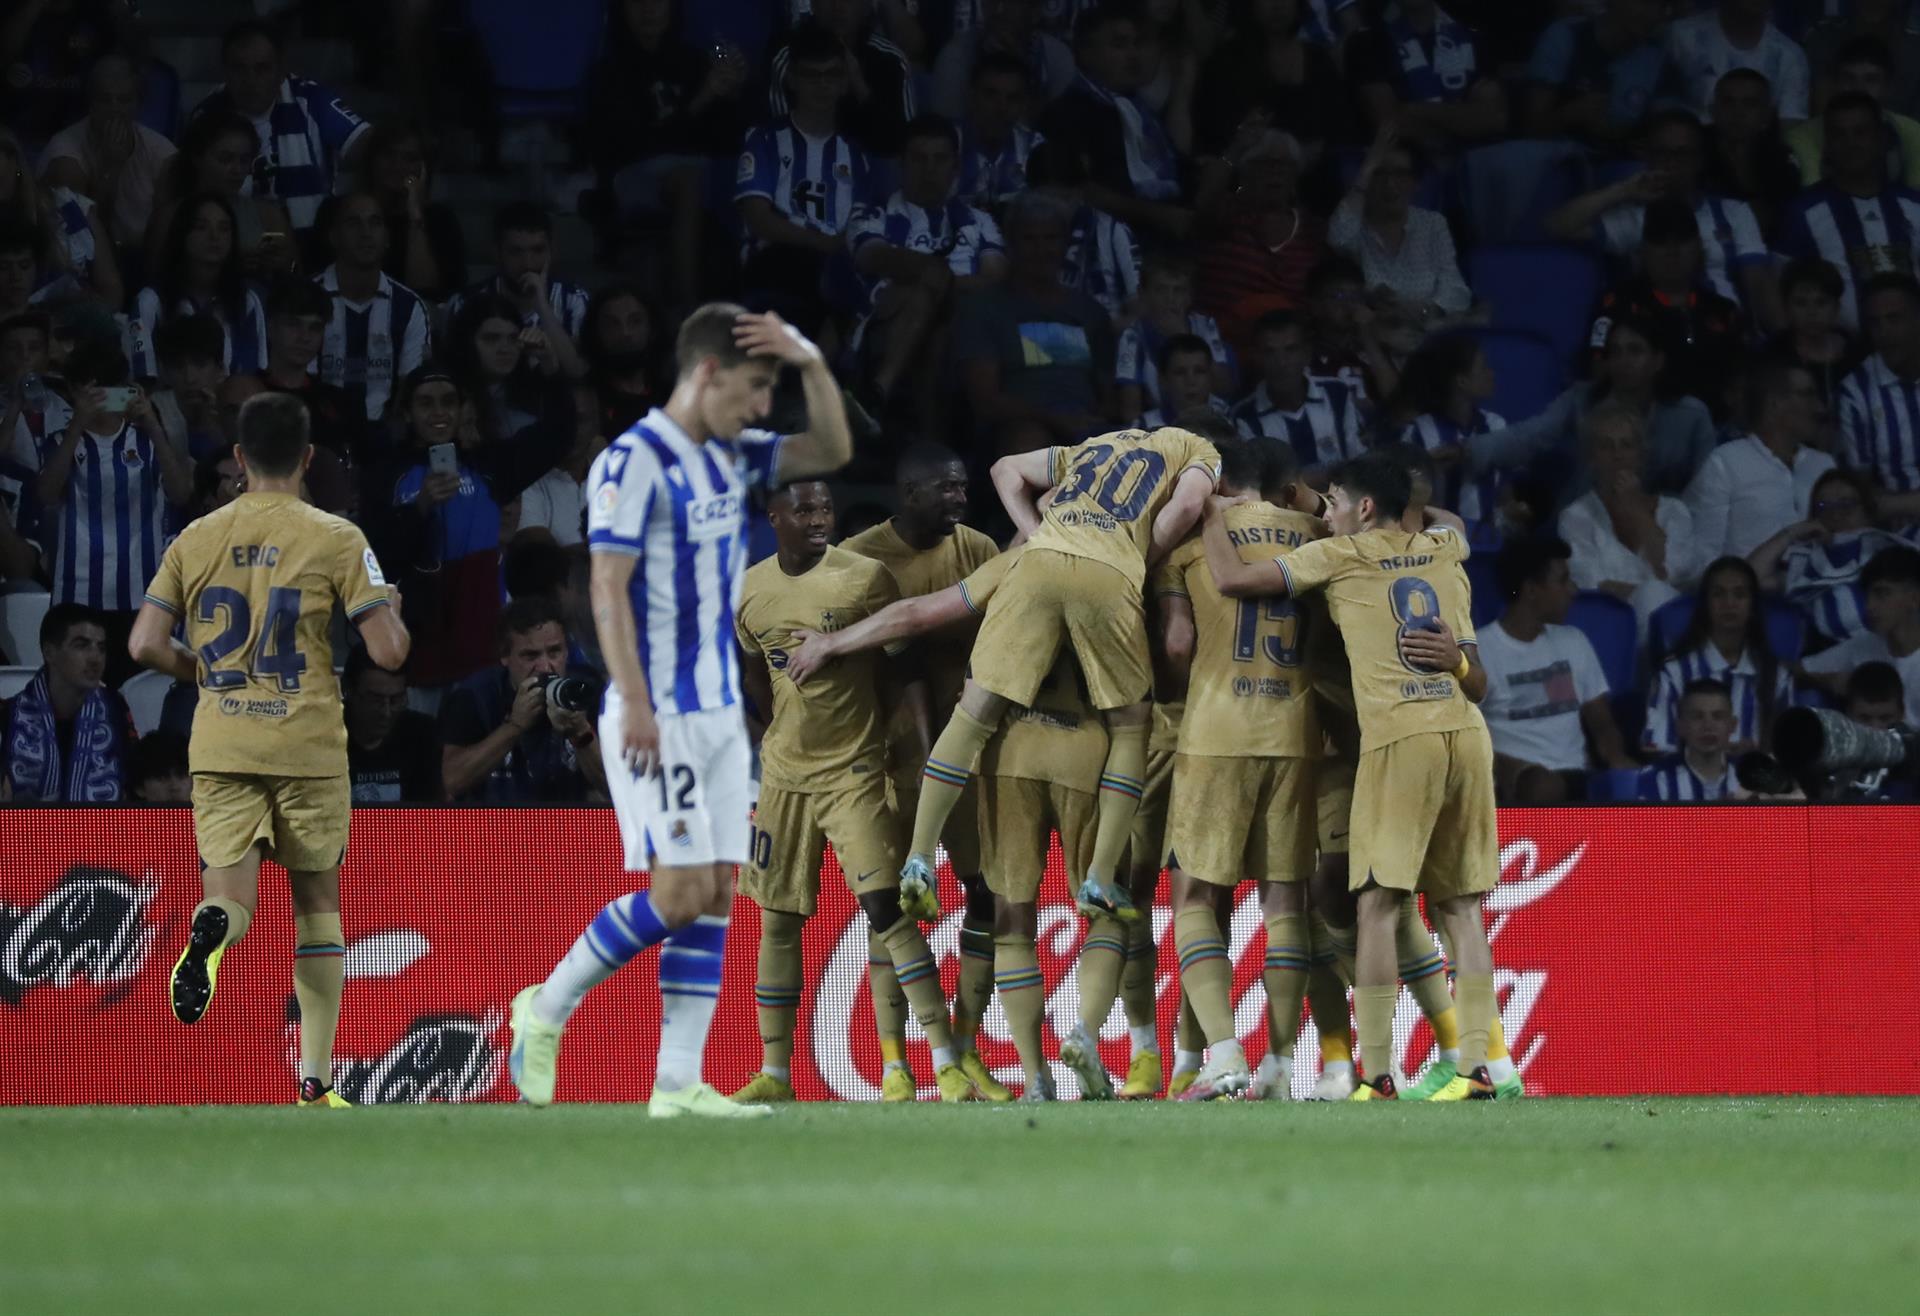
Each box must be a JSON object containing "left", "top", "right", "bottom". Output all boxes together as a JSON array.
[
  {"left": 1273, "top": 524, "right": 1485, "bottom": 753},
  {"left": 144, "top": 491, "right": 392, "bottom": 776},
  {"left": 1030, "top": 427, "right": 1221, "bottom": 591}
]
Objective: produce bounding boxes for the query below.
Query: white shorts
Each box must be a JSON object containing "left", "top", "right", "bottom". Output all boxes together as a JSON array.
[{"left": 599, "top": 696, "right": 752, "bottom": 871}]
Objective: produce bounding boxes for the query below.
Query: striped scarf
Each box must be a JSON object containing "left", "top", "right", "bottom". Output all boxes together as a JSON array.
[{"left": 3, "top": 670, "right": 123, "bottom": 802}]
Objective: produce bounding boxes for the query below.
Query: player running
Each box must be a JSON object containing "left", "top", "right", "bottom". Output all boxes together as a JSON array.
[
  {"left": 507, "top": 305, "right": 850, "bottom": 1118},
  {"left": 130, "top": 392, "right": 410, "bottom": 1108}
]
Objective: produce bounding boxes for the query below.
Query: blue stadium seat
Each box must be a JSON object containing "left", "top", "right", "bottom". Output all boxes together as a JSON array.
[
  {"left": 1462, "top": 327, "right": 1566, "bottom": 426},
  {"left": 1458, "top": 142, "right": 1585, "bottom": 244},
  {"left": 466, "top": 0, "right": 604, "bottom": 119},
  {"left": 1567, "top": 590, "right": 1637, "bottom": 696},
  {"left": 1468, "top": 243, "right": 1603, "bottom": 371},
  {"left": 1466, "top": 552, "right": 1503, "bottom": 628},
  {"left": 137, "top": 57, "right": 180, "bottom": 141},
  {"left": 1648, "top": 594, "right": 1807, "bottom": 665},
  {"left": 1586, "top": 768, "right": 1644, "bottom": 803}
]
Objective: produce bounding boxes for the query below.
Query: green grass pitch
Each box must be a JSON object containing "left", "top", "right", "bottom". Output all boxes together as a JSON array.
[{"left": 4, "top": 1100, "right": 1916, "bottom": 1314}]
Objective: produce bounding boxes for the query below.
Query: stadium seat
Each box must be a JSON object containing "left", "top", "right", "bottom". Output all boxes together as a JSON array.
[
  {"left": 1, "top": 591, "right": 50, "bottom": 666},
  {"left": 1468, "top": 244, "right": 1604, "bottom": 370},
  {"left": 120, "top": 670, "right": 174, "bottom": 736},
  {"left": 1467, "top": 554, "right": 1503, "bottom": 628},
  {"left": 464, "top": 0, "right": 604, "bottom": 120},
  {"left": 1649, "top": 595, "right": 1807, "bottom": 665},
  {"left": 1567, "top": 590, "right": 1637, "bottom": 698},
  {"left": 1458, "top": 141, "right": 1585, "bottom": 244},
  {"left": 0, "top": 665, "right": 35, "bottom": 699},
  {"left": 1586, "top": 768, "right": 1644, "bottom": 803},
  {"left": 1462, "top": 327, "right": 1566, "bottom": 426}
]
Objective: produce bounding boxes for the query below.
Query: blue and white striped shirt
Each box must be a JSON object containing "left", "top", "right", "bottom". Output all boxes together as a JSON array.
[
  {"left": 1783, "top": 528, "right": 1903, "bottom": 643},
  {"left": 1642, "top": 644, "right": 1794, "bottom": 754},
  {"left": 585, "top": 409, "right": 784, "bottom": 717},
  {"left": 1836, "top": 353, "right": 1920, "bottom": 494},
  {"left": 316, "top": 266, "right": 432, "bottom": 423},
  {"left": 128, "top": 285, "right": 269, "bottom": 382},
  {"left": 846, "top": 192, "right": 1004, "bottom": 306},
  {"left": 1231, "top": 377, "right": 1366, "bottom": 469},
  {"left": 444, "top": 276, "right": 591, "bottom": 344},
  {"left": 1115, "top": 312, "right": 1235, "bottom": 406},
  {"left": 1599, "top": 195, "right": 1766, "bottom": 307},
  {"left": 51, "top": 422, "right": 169, "bottom": 613},
  {"left": 1774, "top": 182, "right": 1920, "bottom": 329},
  {"left": 47, "top": 187, "right": 97, "bottom": 287},
  {"left": 194, "top": 76, "right": 370, "bottom": 231},
  {"left": 1061, "top": 203, "right": 1140, "bottom": 319},
  {"left": 1404, "top": 408, "right": 1507, "bottom": 525},
  {"left": 1636, "top": 755, "right": 1737, "bottom": 801},
  {"left": 735, "top": 120, "right": 873, "bottom": 254},
  {"left": 957, "top": 123, "right": 1042, "bottom": 209}
]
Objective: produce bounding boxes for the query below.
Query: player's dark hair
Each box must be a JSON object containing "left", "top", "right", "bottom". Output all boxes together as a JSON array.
[
  {"left": 62, "top": 339, "right": 131, "bottom": 388},
  {"left": 221, "top": 17, "right": 281, "bottom": 57},
  {"left": 1329, "top": 451, "right": 1412, "bottom": 523},
  {"left": 767, "top": 478, "right": 832, "bottom": 511},
  {"left": 1373, "top": 440, "right": 1438, "bottom": 505},
  {"left": 493, "top": 200, "right": 552, "bottom": 243},
  {"left": 1496, "top": 536, "right": 1571, "bottom": 601},
  {"left": 1844, "top": 660, "right": 1905, "bottom": 709},
  {"left": 1826, "top": 89, "right": 1883, "bottom": 124},
  {"left": 236, "top": 391, "right": 311, "bottom": 477},
  {"left": 785, "top": 18, "right": 849, "bottom": 66},
  {"left": 1172, "top": 411, "right": 1240, "bottom": 448},
  {"left": 345, "top": 644, "right": 407, "bottom": 689},
  {"left": 497, "top": 595, "right": 565, "bottom": 651},
  {"left": 903, "top": 113, "right": 959, "bottom": 154},
  {"left": 1213, "top": 435, "right": 1261, "bottom": 495},
  {"left": 1642, "top": 198, "right": 1702, "bottom": 247},
  {"left": 1680, "top": 677, "right": 1733, "bottom": 707},
  {"left": 896, "top": 439, "right": 963, "bottom": 486},
  {"left": 153, "top": 313, "right": 225, "bottom": 371},
  {"left": 126, "top": 730, "right": 189, "bottom": 795},
  {"left": 1258, "top": 434, "right": 1301, "bottom": 498},
  {"left": 1780, "top": 256, "right": 1845, "bottom": 303},
  {"left": 1862, "top": 544, "right": 1920, "bottom": 591},
  {"left": 1156, "top": 331, "right": 1213, "bottom": 375},
  {"left": 40, "top": 602, "right": 103, "bottom": 650},
  {"left": 971, "top": 50, "right": 1030, "bottom": 87},
  {"left": 503, "top": 534, "right": 572, "bottom": 602},
  {"left": 1306, "top": 254, "right": 1365, "bottom": 300},
  {"left": 674, "top": 301, "right": 755, "bottom": 377},
  {"left": 1859, "top": 270, "right": 1920, "bottom": 309},
  {"left": 265, "top": 273, "right": 333, "bottom": 323}
]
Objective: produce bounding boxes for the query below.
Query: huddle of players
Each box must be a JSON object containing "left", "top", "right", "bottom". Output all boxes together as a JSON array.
[{"left": 729, "top": 422, "right": 1525, "bottom": 1103}]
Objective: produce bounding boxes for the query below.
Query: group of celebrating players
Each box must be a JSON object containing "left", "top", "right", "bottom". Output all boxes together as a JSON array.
[{"left": 147, "top": 300, "right": 1521, "bottom": 1111}]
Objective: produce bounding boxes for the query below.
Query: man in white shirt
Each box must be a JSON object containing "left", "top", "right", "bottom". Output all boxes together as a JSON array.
[
  {"left": 1799, "top": 545, "right": 1920, "bottom": 725},
  {"left": 1477, "top": 537, "right": 1641, "bottom": 803},
  {"left": 1686, "top": 360, "right": 1835, "bottom": 559},
  {"left": 1662, "top": 0, "right": 1811, "bottom": 123}
]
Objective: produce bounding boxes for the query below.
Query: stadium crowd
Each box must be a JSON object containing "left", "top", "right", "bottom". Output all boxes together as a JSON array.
[{"left": 1, "top": 0, "right": 1918, "bottom": 808}]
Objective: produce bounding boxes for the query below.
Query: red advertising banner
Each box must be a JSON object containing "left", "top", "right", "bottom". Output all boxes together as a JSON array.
[{"left": 3, "top": 806, "right": 1916, "bottom": 1103}]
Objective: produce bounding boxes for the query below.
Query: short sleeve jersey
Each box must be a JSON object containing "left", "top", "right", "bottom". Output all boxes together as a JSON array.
[
  {"left": 1275, "top": 525, "right": 1484, "bottom": 752},
  {"left": 1157, "top": 503, "right": 1325, "bottom": 758},
  {"left": 143, "top": 492, "right": 390, "bottom": 776},
  {"left": 1029, "top": 427, "right": 1221, "bottom": 592},
  {"left": 841, "top": 518, "right": 1000, "bottom": 713},
  {"left": 737, "top": 546, "right": 901, "bottom": 791}
]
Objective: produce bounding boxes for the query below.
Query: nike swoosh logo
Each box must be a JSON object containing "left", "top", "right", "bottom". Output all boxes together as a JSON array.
[
  {"left": 1328, "top": 831, "right": 1349, "bottom": 841},
  {"left": 854, "top": 870, "right": 879, "bottom": 884}
]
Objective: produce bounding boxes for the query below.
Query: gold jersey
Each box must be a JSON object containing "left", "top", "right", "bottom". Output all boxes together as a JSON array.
[
  {"left": 143, "top": 492, "right": 391, "bottom": 778},
  {"left": 738, "top": 546, "right": 903, "bottom": 791},
  {"left": 1275, "top": 525, "right": 1484, "bottom": 753},
  {"left": 960, "top": 550, "right": 1107, "bottom": 792},
  {"left": 1158, "top": 503, "right": 1324, "bottom": 758},
  {"left": 1149, "top": 700, "right": 1182, "bottom": 753},
  {"left": 1028, "top": 427, "right": 1220, "bottom": 592}
]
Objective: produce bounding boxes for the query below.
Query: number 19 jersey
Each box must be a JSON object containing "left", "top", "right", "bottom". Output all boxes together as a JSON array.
[
  {"left": 1030, "top": 427, "right": 1220, "bottom": 591},
  {"left": 144, "top": 491, "right": 391, "bottom": 777}
]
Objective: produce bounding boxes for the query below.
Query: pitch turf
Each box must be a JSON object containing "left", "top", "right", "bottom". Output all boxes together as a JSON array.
[{"left": 3, "top": 1100, "right": 1915, "bottom": 1315}]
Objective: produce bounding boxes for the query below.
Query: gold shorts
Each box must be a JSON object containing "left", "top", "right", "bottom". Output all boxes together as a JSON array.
[
  {"left": 1126, "top": 746, "right": 1176, "bottom": 876},
  {"left": 1349, "top": 728, "right": 1498, "bottom": 901},
  {"left": 1317, "top": 754, "right": 1358, "bottom": 856},
  {"left": 890, "top": 775, "right": 982, "bottom": 877},
  {"left": 1167, "top": 754, "right": 1315, "bottom": 886},
  {"left": 968, "top": 549, "right": 1150, "bottom": 710},
  {"left": 978, "top": 773, "right": 1095, "bottom": 904},
  {"left": 744, "top": 774, "right": 903, "bottom": 917},
  {"left": 192, "top": 772, "right": 350, "bottom": 872}
]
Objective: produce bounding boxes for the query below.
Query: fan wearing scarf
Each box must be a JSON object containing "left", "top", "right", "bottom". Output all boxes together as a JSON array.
[
  {"left": 128, "top": 391, "right": 410, "bottom": 1109},
  {"left": 0, "top": 603, "right": 132, "bottom": 802}
]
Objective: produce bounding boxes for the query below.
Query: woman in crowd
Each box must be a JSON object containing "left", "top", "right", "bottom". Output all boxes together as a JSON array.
[
  {"left": 145, "top": 110, "right": 297, "bottom": 279},
  {"left": 1643, "top": 555, "right": 1794, "bottom": 756},
  {"left": 358, "top": 118, "right": 467, "bottom": 300},
  {"left": 131, "top": 193, "right": 267, "bottom": 380},
  {"left": 1749, "top": 467, "right": 1902, "bottom": 647},
  {"left": 1331, "top": 128, "right": 1474, "bottom": 340},
  {"left": 0, "top": 127, "right": 119, "bottom": 306},
  {"left": 448, "top": 292, "right": 573, "bottom": 450}
]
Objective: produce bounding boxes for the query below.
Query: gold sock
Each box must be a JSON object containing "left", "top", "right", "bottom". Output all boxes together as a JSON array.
[
  {"left": 952, "top": 918, "right": 995, "bottom": 1048},
  {"left": 1455, "top": 972, "right": 1496, "bottom": 1074},
  {"left": 1173, "top": 904, "right": 1234, "bottom": 1046},
  {"left": 1488, "top": 1012, "right": 1510, "bottom": 1062},
  {"left": 198, "top": 896, "right": 253, "bottom": 949},
  {"left": 866, "top": 929, "right": 908, "bottom": 1065},
  {"left": 1077, "top": 912, "right": 1128, "bottom": 1034},
  {"left": 993, "top": 933, "right": 1047, "bottom": 1081},
  {"left": 879, "top": 916, "right": 954, "bottom": 1052},
  {"left": 1262, "top": 912, "right": 1308, "bottom": 1062},
  {"left": 1353, "top": 983, "right": 1398, "bottom": 1084},
  {"left": 292, "top": 912, "right": 344, "bottom": 1085},
  {"left": 1395, "top": 903, "right": 1456, "bottom": 1047},
  {"left": 1119, "top": 916, "right": 1157, "bottom": 1030},
  {"left": 912, "top": 708, "right": 996, "bottom": 860},
  {"left": 1307, "top": 960, "right": 1351, "bottom": 1063},
  {"left": 1086, "top": 720, "right": 1149, "bottom": 882},
  {"left": 754, "top": 909, "right": 805, "bottom": 1073}
]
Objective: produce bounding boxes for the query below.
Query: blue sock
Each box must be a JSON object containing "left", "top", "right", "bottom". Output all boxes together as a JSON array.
[
  {"left": 536, "top": 892, "right": 672, "bottom": 1026},
  {"left": 655, "top": 915, "right": 728, "bottom": 1091}
]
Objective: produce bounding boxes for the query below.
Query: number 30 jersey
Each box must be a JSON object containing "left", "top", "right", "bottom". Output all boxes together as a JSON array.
[
  {"left": 144, "top": 491, "right": 391, "bottom": 777},
  {"left": 1273, "top": 525, "right": 1484, "bottom": 753},
  {"left": 1031, "top": 427, "right": 1220, "bottom": 591}
]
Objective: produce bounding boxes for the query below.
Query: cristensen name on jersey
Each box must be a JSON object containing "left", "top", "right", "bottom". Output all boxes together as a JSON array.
[{"left": 1229, "top": 525, "right": 1311, "bottom": 549}]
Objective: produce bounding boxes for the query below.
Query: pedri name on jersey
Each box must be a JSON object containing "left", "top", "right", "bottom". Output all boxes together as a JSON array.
[{"left": 1377, "top": 553, "right": 1434, "bottom": 570}]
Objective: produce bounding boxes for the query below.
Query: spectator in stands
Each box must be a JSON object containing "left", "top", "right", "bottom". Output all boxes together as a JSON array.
[
  {"left": 932, "top": 0, "right": 1076, "bottom": 123},
  {"left": 1839, "top": 273, "right": 1920, "bottom": 501},
  {"left": 132, "top": 194, "right": 268, "bottom": 383},
  {"left": 1636, "top": 678, "right": 1739, "bottom": 801},
  {"left": 315, "top": 192, "right": 431, "bottom": 426},
  {"left": 1803, "top": 0, "right": 1920, "bottom": 119},
  {"left": 187, "top": 447, "right": 242, "bottom": 523},
  {"left": 126, "top": 730, "right": 190, "bottom": 804},
  {"left": 145, "top": 111, "right": 298, "bottom": 282},
  {"left": 0, "top": 127, "right": 120, "bottom": 307},
  {"left": 1548, "top": 110, "right": 1774, "bottom": 323},
  {"left": 439, "top": 597, "right": 606, "bottom": 804},
  {"left": 1037, "top": 6, "right": 1188, "bottom": 240},
  {"left": 951, "top": 189, "right": 1118, "bottom": 455},
  {"left": 1115, "top": 250, "right": 1232, "bottom": 423},
  {"left": 1831, "top": 660, "right": 1915, "bottom": 799},
  {"left": 1776, "top": 92, "right": 1920, "bottom": 330},
  {"left": 1330, "top": 128, "right": 1473, "bottom": 332},
  {"left": 1303, "top": 255, "right": 1396, "bottom": 403},
  {"left": 1135, "top": 333, "right": 1230, "bottom": 427},
  {"left": 1190, "top": 129, "right": 1321, "bottom": 356},
  {"left": 0, "top": 222, "right": 45, "bottom": 322},
  {"left": 1024, "top": 141, "right": 1142, "bottom": 324},
  {"left": 500, "top": 532, "right": 597, "bottom": 673},
  {"left": 514, "top": 383, "right": 603, "bottom": 550},
  {"left": 1751, "top": 467, "right": 1900, "bottom": 646},
  {"left": 848, "top": 115, "right": 1006, "bottom": 421},
  {"left": 444, "top": 204, "right": 589, "bottom": 379},
  {"left": 1131, "top": 0, "right": 1203, "bottom": 121},
  {"left": 1799, "top": 544, "right": 1920, "bottom": 725},
  {"left": 1559, "top": 400, "right": 1702, "bottom": 636},
  {"left": 586, "top": 0, "right": 749, "bottom": 313},
  {"left": 448, "top": 293, "right": 576, "bottom": 451},
  {"left": 1769, "top": 256, "right": 1865, "bottom": 408},
  {"left": 735, "top": 23, "right": 873, "bottom": 337},
  {"left": 1348, "top": 0, "right": 1509, "bottom": 151},
  {"left": 36, "top": 343, "right": 190, "bottom": 682},
  {"left": 1186, "top": 0, "right": 1349, "bottom": 165},
  {"left": 1700, "top": 68, "right": 1804, "bottom": 234},
  {"left": 1, "top": 309, "right": 70, "bottom": 558},
  {"left": 1644, "top": 555, "right": 1793, "bottom": 755},
  {"left": 192, "top": 20, "right": 370, "bottom": 240},
  {"left": 147, "top": 316, "right": 228, "bottom": 462},
  {"left": 40, "top": 52, "right": 175, "bottom": 248},
  {"left": 1391, "top": 333, "right": 1504, "bottom": 534},
  {"left": 358, "top": 119, "right": 466, "bottom": 302},
  {"left": 2, "top": 0, "right": 126, "bottom": 150},
  {"left": 771, "top": 6, "right": 916, "bottom": 158},
  {"left": 344, "top": 649, "right": 443, "bottom": 803},
  {"left": 1230, "top": 309, "right": 1364, "bottom": 480},
  {"left": 1523, "top": 0, "right": 1668, "bottom": 150},
  {"left": 954, "top": 52, "right": 1045, "bottom": 212},
  {"left": 0, "top": 601, "right": 130, "bottom": 802},
  {"left": 248, "top": 277, "right": 358, "bottom": 515},
  {"left": 1688, "top": 359, "right": 1834, "bottom": 560},
  {"left": 581, "top": 284, "right": 661, "bottom": 438},
  {"left": 1660, "top": 0, "right": 1810, "bottom": 124},
  {"left": 1787, "top": 38, "right": 1920, "bottom": 191},
  {"left": 1477, "top": 537, "right": 1639, "bottom": 804}
]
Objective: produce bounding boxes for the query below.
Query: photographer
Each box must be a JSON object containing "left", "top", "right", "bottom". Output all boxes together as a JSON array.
[{"left": 438, "top": 597, "right": 605, "bottom": 803}]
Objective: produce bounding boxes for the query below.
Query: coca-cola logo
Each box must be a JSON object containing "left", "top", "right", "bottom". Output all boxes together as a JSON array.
[
  {"left": 327, "top": 1012, "right": 504, "bottom": 1104},
  {"left": 0, "top": 867, "right": 158, "bottom": 1005}
]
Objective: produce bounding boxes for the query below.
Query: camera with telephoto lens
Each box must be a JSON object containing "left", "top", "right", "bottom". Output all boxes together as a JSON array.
[
  {"left": 534, "top": 673, "right": 600, "bottom": 714},
  {"left": 1742, "top": 707, "right": 1920, "bottom": 799}
]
